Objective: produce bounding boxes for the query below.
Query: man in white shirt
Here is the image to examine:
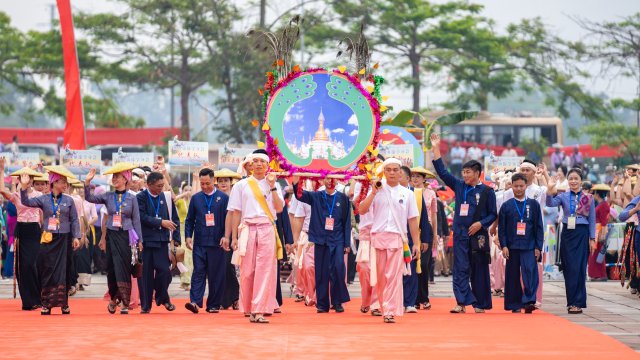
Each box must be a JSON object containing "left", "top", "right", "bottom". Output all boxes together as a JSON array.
[
  {"left": 491, "top": 160, "right": 546, "bottom": 307},
  {"left": 229, "top": 149, "right": 285, "bottom": 324},
  {"left": 501, "top": 141, "right": 518, "bottom": 157},
  {"left": 466, "top": 144, "right": 483, "bottom": 162},
  {"left": 449, "top": 140, "right": 466, "bottom": 177},
  {"left": 359, "top": 158, "right": 421, "bottom": 323}
]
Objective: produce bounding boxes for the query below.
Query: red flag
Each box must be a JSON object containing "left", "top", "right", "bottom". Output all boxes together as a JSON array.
[{"left": 57, "top": 0, "right": 86, "bottom": 150}]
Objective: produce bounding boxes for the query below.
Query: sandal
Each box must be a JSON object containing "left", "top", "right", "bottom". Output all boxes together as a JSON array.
[
  {"left": 360, "top": 306, "right": 370, "bottom": 314},
  {"left": 41, "top": 307, "right": 51, "bottom": 315},
  {"left": 232, "top": 301, "right": 240, "bottom": 311},
  {"left": 68, "top": 286, "right": 77, "bottom": 297},
  {"left": 450, "top": 305, "right": 465, "bottom": 314},
  {"left": 120, "top": 307, "right": 129, "bottom": 315},
  {"left": 568, "top": 306, "right": 583, "bottom": 314},
  {"left": 371, "top": 309, "right": 382, "bottom": 317},
  {"left": 474, "top": 308, "right": 485, "bottom": 313},
  {"left": 383, "top": 316, "right": 395, "bottom": 323},
  {"left": 422, "top": 302, "right": 432, "bottom": 310},
  {"left": 294, "top": 295, "right": 305, "bottom": 302},
  {"left": 61, "top": 306, "right": 71, "bottom": 315},
  {"left": 108, "top": 301, "right": 117, "bottom": 314},
  {"left": 254, "top": 314, "right": 269, "bottom": 324}
]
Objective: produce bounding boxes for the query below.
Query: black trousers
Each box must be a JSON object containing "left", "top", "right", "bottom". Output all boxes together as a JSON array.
[{"left": 140, "top": 243, "right": 172, "bottom": 311}]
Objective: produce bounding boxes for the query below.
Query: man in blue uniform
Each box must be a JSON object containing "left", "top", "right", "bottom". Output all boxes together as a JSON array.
[
  {"left": 184, "top": 168, "right": 230, "bottom": 314},
  {"left": 399, "top": 166, "right": 432, "bottom": 313},
  {"left": 137, "top": 172, "right": 180, "bottom": 314},
  {"left": 498, "top": 173, "right": 543, "bottom": 313},
  {"left": 292, "top": 176, "right": 351, "bottom": 313},
  {"left": 431, "top": 134, "right": 497, "bottom": 313}
]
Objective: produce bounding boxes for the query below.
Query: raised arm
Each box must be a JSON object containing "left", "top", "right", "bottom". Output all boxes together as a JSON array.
[
  {"left": 292, "top": 177, "right": 314, "bottom": 206},
  {"left": 430, "top": 133, "right": 460, "bottom": 190},
  {"left": 619, "top": 196, "right": 640, "bottom": 222}
]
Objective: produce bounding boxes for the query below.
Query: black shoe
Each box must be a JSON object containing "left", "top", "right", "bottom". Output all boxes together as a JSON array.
[
  {"left": 163, "top": 302, "right": 176, "bottom": 311},
  {"left": 61, "top": 306, "right": 71, "bottom": 315},
  {"left": 333, "top": 304, "right": 345, "bottom": 313},
  {"left": 185, "top": 302, "right": 199, "bottom": 314},
  {"left": 512, "top": 309, "right": 521, "bottom": 313},
  {"left": 317, "top": 309, "right": 329, "bottom": 313},
  {"left": 524, "top": 303, "right": 536, "bottom": 314},
  {"left": 206, "top": 308, "right": 219, "bottom": 313},
  {"left": 140, "top": 309, "right": 150, "bottom": 314},
  {"left": 41, "top": 307, "right": 51, "bottom": 315}
]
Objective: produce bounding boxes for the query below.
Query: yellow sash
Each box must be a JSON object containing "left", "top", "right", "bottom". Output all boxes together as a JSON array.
[
  {"left": 414, "top": 188, "right": 423, "bottom": 274},
  {"left": 40, "top": 231, "right": 53, "bottom": 244},
  {"left": 247, "top": 177, "right": 283, "bottom": 260}
]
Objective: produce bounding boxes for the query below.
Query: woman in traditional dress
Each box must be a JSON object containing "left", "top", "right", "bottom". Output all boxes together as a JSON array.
[
  {"left": 0, "top": 161, "right": 44, "bottom": 310},
  {"left": 546, "top": 168, "right": 596, "bottom": 314},
  {"left": 19, "top": 166, "right": 81, "bottom": 315},
  {"left": 84, "top": 163, "right": 143, "bottom": 314}
]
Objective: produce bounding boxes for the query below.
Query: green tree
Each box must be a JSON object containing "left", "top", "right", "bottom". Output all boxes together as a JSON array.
[
  {"left": 75, "top": 0, "right": 219, "bottom": 139},
  {"left": 337, "top": 0, "right": 483, "bottom": 122}
]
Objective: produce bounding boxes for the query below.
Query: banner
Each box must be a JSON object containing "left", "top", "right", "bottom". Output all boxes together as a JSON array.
[
  {"left": 61, "top": 149, "right": 102, "bottom": 175},
  {"left": 378, "top": 144, "right": 415, "bottom": 167},
  {"left": 484, "top": 155, "right": 524, "bottom": 181},
  {"left": 168, "top": 140, "right": 208, "bottom": 166},
  {"left": 112, "top": 152, "right": 154, "bottom": 168},
  {"left": 218, "top": 146, "right": 253, "bottom": 170},
  {"left": 0, "top": 152, "right": 40, "bottom": 173},
  {"left": 57, "top": 0, "right": 87, "bottom": 150},
  {"left": 379, "top": 126, "right": 424, "bottom": 167}
]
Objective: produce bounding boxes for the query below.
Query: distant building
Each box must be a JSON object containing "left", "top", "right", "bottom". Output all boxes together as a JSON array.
[{"left": 289, "top": 108, "right": 348, "bottom": 160}]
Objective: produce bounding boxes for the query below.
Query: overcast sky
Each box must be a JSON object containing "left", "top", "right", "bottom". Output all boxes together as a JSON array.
[{"left": 1, "top": 0, "right": 638, "bottom": 111}]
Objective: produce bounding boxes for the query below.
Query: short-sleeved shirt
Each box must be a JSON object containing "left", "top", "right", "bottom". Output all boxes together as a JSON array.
[
  {"left": 369, "top": 184, "right": 419, "bottom": 236},
  {"left": 227, "top": 176, "right": 284, "bottom": 220},
  {"left": 353, "top": 181, "right": 373, "bottom": 228},
  {"left": 294, "top": 201, "right": 312, "bottom": 232}
]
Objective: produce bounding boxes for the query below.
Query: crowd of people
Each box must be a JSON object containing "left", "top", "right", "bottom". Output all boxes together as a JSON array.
[{"left": 0, "top": 136, "right": 638, "bottom": 322}]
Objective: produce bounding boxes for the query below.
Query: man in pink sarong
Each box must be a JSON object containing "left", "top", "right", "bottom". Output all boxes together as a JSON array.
[
  {"left": 353, "top": 181, "right": 380, "bottom": 315},
  {"left": 358, "top": 158, "right": 421, "bottom": 323},
  {"left": 229, "top": 150, "right": 284, "bottom": 324}
]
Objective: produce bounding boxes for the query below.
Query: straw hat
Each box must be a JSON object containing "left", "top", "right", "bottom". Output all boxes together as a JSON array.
[
  {"left": 33, "top": 172, "right": 50, "bottom": 183},
  {"left": 591, "top": 184, "right": 611, "bottom": 192},
  {"left": 410, "top": 166, "right": 436, "bottom": 179},
  {"left": 624, "top": 164, "right": 640, "bottom": 171},
  {"left": 44, "top": 165, "right": 77, "bottom": 180},
  {"left": 214, "top": 168, "right": 242, "bottom": 179},
  {"left": 103, "top": 162, "right": 137, "bottom": 175},
  {"left": 9, "top": 167, "right": 42, "bottom": 177}
]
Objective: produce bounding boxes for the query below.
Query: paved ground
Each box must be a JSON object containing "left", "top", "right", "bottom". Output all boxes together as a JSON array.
[{"left": 1, "top": 274, "right": 639, "bottom": 351}]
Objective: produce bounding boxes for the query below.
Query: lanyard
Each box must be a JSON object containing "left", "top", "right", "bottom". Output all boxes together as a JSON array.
[
  {"left": 147, "top": 190, "right": 161, "bottom": 218},
  {"left": 114, "top": 192, "right": 127, "bottom": 214},
  {"left": 322, "top": 191, "right": 337, "bottom": 218},
  {"left": 204, "top": 190, "right": 216, "bottom": 213},
  {"left": 463, "top": 185, "right": 475, "bottom": 204},
  {"left": 50, "top": 194, "right": 61, "bottom": 218},
  {"left": 569, "top": 191, "right": 581, "bottom": 216},
  {"left": 513, "top": 198, "right": 527, "bottom": 222}
]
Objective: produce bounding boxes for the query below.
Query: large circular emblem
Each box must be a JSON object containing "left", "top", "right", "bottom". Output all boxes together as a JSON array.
[{"left": 265, "top": 69, "right": 379, "bottom": 173}]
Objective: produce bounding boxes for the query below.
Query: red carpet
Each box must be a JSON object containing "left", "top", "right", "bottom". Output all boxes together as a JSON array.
[{"left": 1, "top": 298, "right": 637, "bottom": 359}]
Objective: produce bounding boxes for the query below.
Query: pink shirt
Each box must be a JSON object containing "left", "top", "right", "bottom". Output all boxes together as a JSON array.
[
  {"left": 422, "top": 188, "right": 437, "bottom": 219},
  {"left": 11, "top": 190, "right": 43, "bottom": 223}
]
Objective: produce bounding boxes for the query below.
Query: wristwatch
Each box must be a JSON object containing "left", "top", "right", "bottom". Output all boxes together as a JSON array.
[{"left": 270, "top": 187, "right": 277, "bottom": 191}]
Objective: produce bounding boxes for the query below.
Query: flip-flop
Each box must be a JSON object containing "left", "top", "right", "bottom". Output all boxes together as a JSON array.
[
  {"left": 360, "top": 306, "right": 370, "bottom": 313},
  {"left": 383, "top": 316, "right": 395, "bottom": 323},
  {"left": 254, "top": 315, "right": 269, "bottom": 324}
]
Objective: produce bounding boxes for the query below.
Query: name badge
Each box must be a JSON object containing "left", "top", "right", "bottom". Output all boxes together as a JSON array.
[
  {"left": 567, "top": 216, "right": 576, "bottom": 230},
  {"left": 113, "top": 214, "right": 122, "bottom": 228},
  {"left": 206, "top": 213, "right": 215, "bottom": 227},
  {"left": 325, "top": 217, "right": 335, "bottom": 231},
  {"left": 517, "top": 222, "right": 526, "bottom": 236},
  {"left": 459, "top": 203, "right": 469, "bottom": 217},
  {"left": 47, "top": 217, "right": 59, "bottom": 231}
]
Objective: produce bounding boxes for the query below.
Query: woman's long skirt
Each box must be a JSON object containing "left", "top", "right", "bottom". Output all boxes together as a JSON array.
[
  {"left": 221, "top": 250, "right": 239, "bottom": 309},
  {"left": 38, "top": 233, "right": 72, "bottom": 309},
  {"left": 14, "top": 222, "right": 42, "bottom": 309},
  {"left": 106, "top": 229, "right": 133, "bottom": 307},
  {"left": 560, "top": 224, "right": 589, "bottom": 308}
]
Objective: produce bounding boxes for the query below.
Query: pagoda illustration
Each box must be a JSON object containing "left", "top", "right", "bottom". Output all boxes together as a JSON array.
[{"left": 290, "top": 108, "right": 348, "bottom": 160}]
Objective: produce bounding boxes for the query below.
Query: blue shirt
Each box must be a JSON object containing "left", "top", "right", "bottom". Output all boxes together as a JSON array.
[
  {"left": 185, "top": 190, "right": 229, "bottom": 248},
  {"left": 293, "top": 183, "right": 351, "bottom": 247},
  {"left": 136, "top": 190, "right": 181, "bottom": 247},
  {"left": 432, "top": 158, "right": 497, "bottom": 240},
  {"left": 408, "top": 187, "right": 433, "bottom": 247},
  {"left": 620, "top": 195, "right": 640, "bottom": 238},
  {"left": 498, "top": 197, "right": 544, "bottom": 251},
  {"left": 545, "top": 191, "right": 596, "bottom": 239}
]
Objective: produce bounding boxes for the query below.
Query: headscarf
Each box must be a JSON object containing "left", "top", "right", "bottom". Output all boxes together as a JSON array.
[{"left": 49, "top": 172, "right": 63, "bottom": 184}]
